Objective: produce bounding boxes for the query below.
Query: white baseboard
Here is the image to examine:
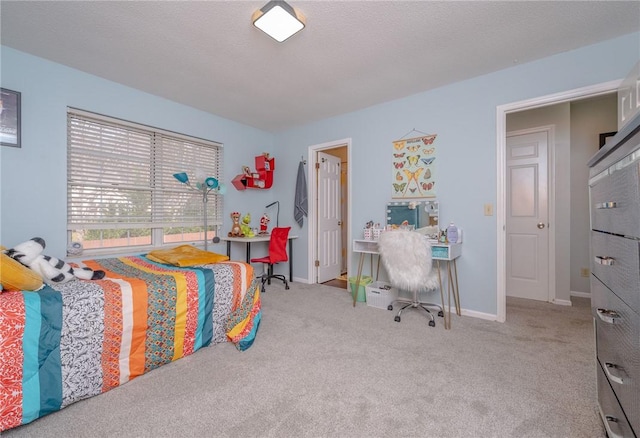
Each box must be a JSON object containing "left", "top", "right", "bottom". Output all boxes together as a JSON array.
[
  {"left": 552, "top": 298, "right": 572, "bottom": 306},
  {"left": 458, "top": 307, "right": 499, "bottom": 321},
  {"left": 570, "top": 290, "right": 591, "bottom": 298}
]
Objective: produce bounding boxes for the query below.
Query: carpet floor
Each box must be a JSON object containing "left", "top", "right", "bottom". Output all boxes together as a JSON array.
[{"left": 3, "top": 281, "right": 604, "bottom": 438}]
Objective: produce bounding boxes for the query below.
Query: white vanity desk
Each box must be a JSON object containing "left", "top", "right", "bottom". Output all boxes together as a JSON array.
[{"left": 352, "top": 239, "right": 461, "bottom": 329}]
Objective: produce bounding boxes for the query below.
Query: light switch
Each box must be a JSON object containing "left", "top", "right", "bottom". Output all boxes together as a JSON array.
[
  {"left": 484, "top": 203, "right": 493, "bottom": 216},
  {"left": 580, "top": 268, "right": 590, "bottom": 277}
]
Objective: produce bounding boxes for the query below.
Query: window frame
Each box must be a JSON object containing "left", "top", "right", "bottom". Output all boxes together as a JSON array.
[{"left": 66, "top": 108, "right": 223, "bottom": 256}]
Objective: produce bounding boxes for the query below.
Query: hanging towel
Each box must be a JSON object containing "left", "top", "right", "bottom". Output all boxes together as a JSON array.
[{"left": 294, "top": 161, "right": 308, "bottom": 227}]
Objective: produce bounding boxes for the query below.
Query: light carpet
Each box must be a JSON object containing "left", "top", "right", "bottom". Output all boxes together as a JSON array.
[{"left": 3, "top": 281, "right": 603, "bottom": 438}]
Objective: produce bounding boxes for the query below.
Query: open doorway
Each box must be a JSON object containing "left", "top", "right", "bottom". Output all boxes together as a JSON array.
[
  {"left": 307, "top": 138, "right": 352, "bottom": 288},
  {"left": 496, "top": 80, "right": 620, "bottom": 322}
]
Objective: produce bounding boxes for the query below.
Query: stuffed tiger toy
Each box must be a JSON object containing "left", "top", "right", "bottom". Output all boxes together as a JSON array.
[{"left": 4, "top": 237, "right": 105, "bottom": 285}]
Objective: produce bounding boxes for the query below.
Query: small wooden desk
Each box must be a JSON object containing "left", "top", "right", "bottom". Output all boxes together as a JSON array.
[
  {"left": 220, "top": 235, "right": 298, "bottom": 282},
  {"left": 352, "top": 239, "right": 461, "bottom": 329}
]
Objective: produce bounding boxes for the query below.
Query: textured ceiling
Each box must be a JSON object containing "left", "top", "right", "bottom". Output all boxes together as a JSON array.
[{"left": 1, "top": 1, "right": 639, "bottom": 132}]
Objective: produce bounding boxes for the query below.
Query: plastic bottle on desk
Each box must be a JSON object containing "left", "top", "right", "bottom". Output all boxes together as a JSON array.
[{"left": 446, "top": 222, "right": 458, "bottom": 243}]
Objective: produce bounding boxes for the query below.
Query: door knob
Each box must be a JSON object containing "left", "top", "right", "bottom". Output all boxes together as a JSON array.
[{"left": 537, "top": 222, "right": 545, "bottom": 229}]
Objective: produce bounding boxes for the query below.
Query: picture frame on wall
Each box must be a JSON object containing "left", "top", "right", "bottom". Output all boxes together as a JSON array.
[{"left": 1, "top": 88, "right": 21, "bottom": 148}]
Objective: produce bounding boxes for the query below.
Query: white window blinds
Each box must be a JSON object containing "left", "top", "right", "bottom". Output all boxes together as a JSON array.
[{"left": 67, "top": 109, "right": 223, "bottom": 238}]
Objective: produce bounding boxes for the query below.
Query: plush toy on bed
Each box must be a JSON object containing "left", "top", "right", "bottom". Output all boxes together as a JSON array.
[{"left": 4, "top": 237, "right": 105, "bottom": 285}]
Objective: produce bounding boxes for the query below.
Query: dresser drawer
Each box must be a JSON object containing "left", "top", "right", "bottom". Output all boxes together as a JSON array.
[
  {"left": 592, "top": 277, "right": 640, "bottom": 434},
  {"left": 591, "top": 231, "right": 640, "bottom": 310},
  {"left": 597, "top": 361, "right": 636, "bottom": 438},
  {"left": 590, "top": 160, "right": 640, "bottom": 238}
]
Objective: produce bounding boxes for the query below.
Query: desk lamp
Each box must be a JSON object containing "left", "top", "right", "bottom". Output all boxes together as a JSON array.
[
  {"left": 266, "top": 201, "right": 280, "bottom": 228},
  {"left": 173, "top": 172, "right": 226, "bottom": 251}
]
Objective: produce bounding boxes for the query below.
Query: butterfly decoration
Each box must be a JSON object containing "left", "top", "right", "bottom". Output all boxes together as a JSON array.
[
  {"left": 409, "top": 188, "right": 417, "bottom": 193},
  {"left": 422, "top": 135, "right": 437, "bottom": 145},
  {"left": 396, "top": 171, "right": 403, "bottom": 181},
  {"left": 421, "top": 157, "right": 435, "bottom": 166},
  {"left": 424, "top": 168, "right": 431, "bottom": 179},
  {"left": 421, "top": 181, "right": 435, "bottom": 191},
  {"left": 403, "top": 168, "right": 424, "bottom": 182},
  {"left": 393, "top": 141, "right": 406, "bottom": 150},
  {"left": 406, "top": 155, "right": 420, "bottom": 167},
  {"left": 393, "top": 182, "right": 407, "bottom": 193},
  {"left": 393, "top": 161, "right": 405, "bottom": 169},
  {"left": 401, "top": 168, "right": 424, "bottom": 196},
  {"left": 393, "top": 152, "right": 406, "bottom": 158},
  {"left": 422, "top": 147, "right": 435, "bottom": 155},
  {"left": 406, "top": 145, "right": 420, "bottom": 152}
]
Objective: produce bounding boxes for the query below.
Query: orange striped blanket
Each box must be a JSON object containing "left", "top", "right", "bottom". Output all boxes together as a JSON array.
[{"left": 0, "top": 256, "right": 261, "bottom": 432}]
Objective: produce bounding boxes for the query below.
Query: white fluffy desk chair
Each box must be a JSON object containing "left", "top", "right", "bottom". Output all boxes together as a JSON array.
[{"left": 378, "top": 229, "right": 444, "bottom": 327}]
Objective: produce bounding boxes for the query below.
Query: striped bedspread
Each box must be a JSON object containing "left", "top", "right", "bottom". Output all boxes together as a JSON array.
[{"left": 0, "top": 256, "right": 261, "bottom": 432}]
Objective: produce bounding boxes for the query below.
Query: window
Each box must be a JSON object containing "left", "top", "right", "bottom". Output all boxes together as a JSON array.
[{"left": 67, "top": 109, "right": 223, "bottom": 255}]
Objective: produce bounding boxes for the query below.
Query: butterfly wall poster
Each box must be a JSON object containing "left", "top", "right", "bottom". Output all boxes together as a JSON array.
[{"left": 391, "top": 133, "right": 437, "bottom": 199}]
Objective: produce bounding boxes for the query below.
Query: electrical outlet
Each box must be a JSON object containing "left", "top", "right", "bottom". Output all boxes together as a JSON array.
[
  {"left": 484, "top": 203, "right": 493, "bottom": 216},
  {"left": 580, "top": 268, "right": 590, "bottom": 277}
]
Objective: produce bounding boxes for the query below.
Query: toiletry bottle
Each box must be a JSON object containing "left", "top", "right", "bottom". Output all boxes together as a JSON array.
[{"left": 446, "top": 222, "right": 458, "bottom": 243}]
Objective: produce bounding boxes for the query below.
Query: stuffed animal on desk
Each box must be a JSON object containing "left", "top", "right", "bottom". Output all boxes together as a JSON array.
[
  {"left": 240, "top": 213, "right": 255, "bottom": 238},
  {"left": 228, "top": 211, "right": 244, "bottom": 237},
  {"left": 259, "top": 213, "right": 270, "bottom": 235}
]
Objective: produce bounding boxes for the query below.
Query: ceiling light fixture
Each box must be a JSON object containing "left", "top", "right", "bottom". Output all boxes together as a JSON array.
[{"left": 252, "top": 1, "right": 305, "bottom": 43}]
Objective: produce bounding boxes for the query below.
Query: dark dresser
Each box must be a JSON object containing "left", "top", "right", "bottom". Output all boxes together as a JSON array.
[{"left": 588, "top": 109, "right": 640, "bottom": 438}]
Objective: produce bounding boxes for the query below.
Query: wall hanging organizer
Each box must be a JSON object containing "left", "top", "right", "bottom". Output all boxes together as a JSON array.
[{"left": 232, "top": 153, "right": 275, "bottom": 190}]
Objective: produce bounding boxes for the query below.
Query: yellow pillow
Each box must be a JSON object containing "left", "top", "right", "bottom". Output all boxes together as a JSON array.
[
  {"left": 0, "top": 246, "right": 44, "bottom": 291},
  {"left": 146, "top": 245, "right": 229, "bottom": 267}
]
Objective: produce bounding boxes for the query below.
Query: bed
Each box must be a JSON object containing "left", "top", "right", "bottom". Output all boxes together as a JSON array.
[{"left": 0, "top": 254, "right": 261, "bottom": 432}]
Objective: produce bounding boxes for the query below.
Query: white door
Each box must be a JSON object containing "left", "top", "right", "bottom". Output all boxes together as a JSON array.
[
  {"left": 506, "top": 130, "right": 549, "bottom": 301},
  {"left": 317, "top": 151, "right": 341, "bottom": 283}
]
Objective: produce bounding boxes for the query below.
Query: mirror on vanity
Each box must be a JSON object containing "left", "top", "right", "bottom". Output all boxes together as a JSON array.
[{"left": 386, "top": 200, "right": 439, "bottom": 233}]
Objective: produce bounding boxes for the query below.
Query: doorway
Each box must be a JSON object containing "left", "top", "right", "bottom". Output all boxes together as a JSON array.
[
  {"left": 307, "top": 138, "right": 352, "bottom": 287},
  {"left": 496, "top": 80, "right": 620, "bottom": 322}
]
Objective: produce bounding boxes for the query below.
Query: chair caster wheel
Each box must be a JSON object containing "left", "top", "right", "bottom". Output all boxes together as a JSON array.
[
  {"left": 438, "top": 311, "right": 444, "bottom": 317},
  {"left": 429, "top": 320, "right": 436, "bottom": 327},
  {"left": 394, "top": 316, "right": 401, "bottom": 322},
  {"left": 387, "top": 305, "right": 393, "bottom": 311},
  {"left": 285, "top": 285, "right": 290, "bottom": 290}
]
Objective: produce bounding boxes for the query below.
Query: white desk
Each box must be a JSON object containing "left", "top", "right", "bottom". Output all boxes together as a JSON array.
[
  {"left": 220, "top": 235, "right": 298, "bottom": 281},
  {"left": 352, "top": 239, "right": 461, "bottom": 329}
]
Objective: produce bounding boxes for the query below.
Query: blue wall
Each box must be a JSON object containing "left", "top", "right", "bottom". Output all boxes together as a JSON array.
[
  {"left": 0, "top": 47, "right": 275, "bottom": 257},
  {"left": 273, "top": 32, "right": 639, "bottom": 315},
  {"left": 2, "top": 32, "right": 639, "bottom": 316}
]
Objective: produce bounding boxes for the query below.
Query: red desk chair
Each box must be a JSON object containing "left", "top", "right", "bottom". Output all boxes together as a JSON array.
[{"left": 250, "top": 226, "right": 291, "bottom": 292}]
